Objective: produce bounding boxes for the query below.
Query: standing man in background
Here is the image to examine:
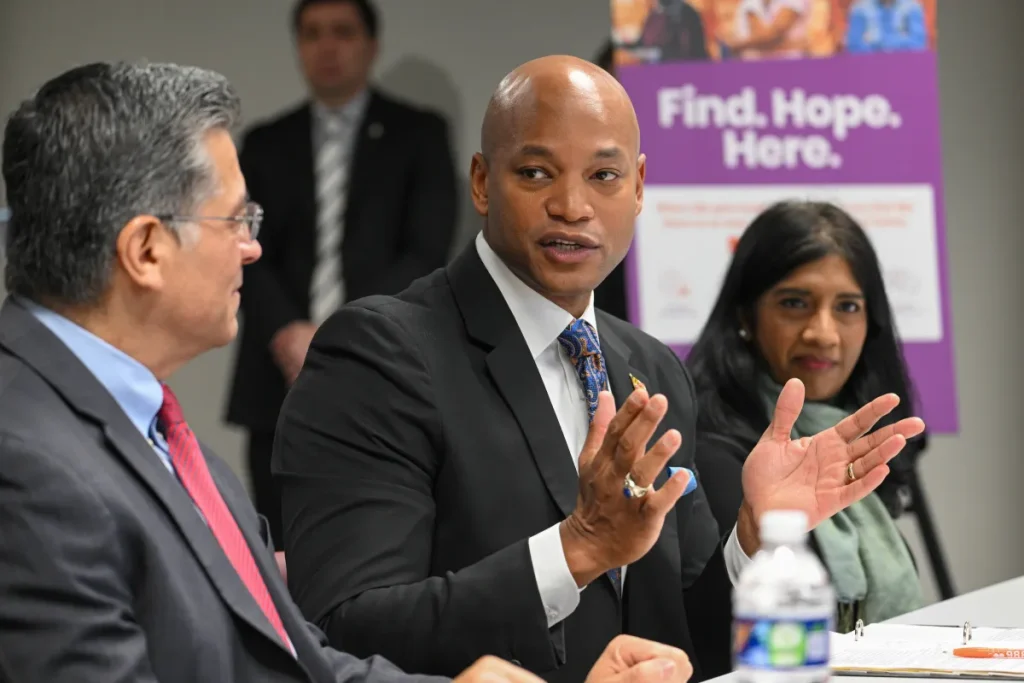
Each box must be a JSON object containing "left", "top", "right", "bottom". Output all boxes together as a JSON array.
[{"left": 226, "top": 0, "right": 458, "bottom": 540}]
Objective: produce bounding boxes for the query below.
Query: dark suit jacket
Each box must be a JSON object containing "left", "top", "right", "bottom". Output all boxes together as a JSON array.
[
  {"left": 273, "top": 244, "right": 734, "bottom": 683},
  {"left": 226, "top": 89, "right": 458, "bottom": 430},
  {"left": 594, "top": 261, "right": 629, "bottom": 321},
  {"left": 0, "top": 298, "right": 444, "bottom": 683}
]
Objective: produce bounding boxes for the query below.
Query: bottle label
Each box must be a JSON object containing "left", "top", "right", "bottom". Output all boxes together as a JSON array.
[{"left": 733, "top": 616, "right": 831, "bottom": 669}]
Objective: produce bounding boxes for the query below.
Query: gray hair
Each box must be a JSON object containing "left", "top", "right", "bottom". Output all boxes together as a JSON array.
[{"left": 2, "top": 61, "right": 242, "bottom": 306}]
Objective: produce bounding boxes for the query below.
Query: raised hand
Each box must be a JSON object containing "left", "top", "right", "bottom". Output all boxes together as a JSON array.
[
  {"left": 560, "top": 389, "right": 692, "bottom": 587},
  {"left": 737, "top": 378, "right": 925, "bottom": 553}
]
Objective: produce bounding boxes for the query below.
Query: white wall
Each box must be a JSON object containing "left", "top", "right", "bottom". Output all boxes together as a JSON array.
[
  {"left": 1, "top": 0, "right": 1022, "bottom": 603},
  {"left": 896, "top": 0, "right": 1024, "bottom": 602}
]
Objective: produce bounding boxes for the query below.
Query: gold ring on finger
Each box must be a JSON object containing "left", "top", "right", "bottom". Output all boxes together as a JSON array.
[
  {"left": 623, "top": 472, "right": 653, "bottom": 499},
  {"left": 847, "top": 462, "right": 856, "bottom": 483}
]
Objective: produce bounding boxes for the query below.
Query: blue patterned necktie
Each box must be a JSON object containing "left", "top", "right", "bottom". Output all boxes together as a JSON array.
[{"left": 557, "top": 319, "right": 622, "bottom": 596}]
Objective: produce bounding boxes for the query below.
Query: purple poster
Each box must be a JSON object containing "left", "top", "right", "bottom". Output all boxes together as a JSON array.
[{"left": 612, "top": 1, "right": 957, "bottom": 432}]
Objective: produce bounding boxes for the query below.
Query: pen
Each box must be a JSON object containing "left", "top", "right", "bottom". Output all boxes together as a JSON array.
[{"left": 953, "top": 647, "right": 1024, "bottom": 659}]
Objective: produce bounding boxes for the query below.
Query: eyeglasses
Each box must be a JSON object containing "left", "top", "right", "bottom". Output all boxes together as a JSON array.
[{"left": 156, "top": 201, "right": 263, "bottom": 242}]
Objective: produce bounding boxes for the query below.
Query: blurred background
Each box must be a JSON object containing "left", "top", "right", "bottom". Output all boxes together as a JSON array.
[{"left": 1, "top": 0, "right": 1022, "bottom": 606}]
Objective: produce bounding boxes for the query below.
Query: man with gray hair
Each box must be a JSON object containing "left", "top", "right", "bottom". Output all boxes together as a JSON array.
[{"left": 0, "top": 61, "right": 695, "bottom": 683}]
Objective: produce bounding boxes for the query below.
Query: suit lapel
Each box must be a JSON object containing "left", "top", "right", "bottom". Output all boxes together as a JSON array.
[
  {"left": 486, "top": 345, "right": 579, "bottom": 518},
  {"left": 0, "top": 300, "right": 293, "bottom": 656},
  {"left": 344, "top": 90, "right": 386, "bottom": 229},
  {"left": 208, "top": 457, "right": 322, "bottom": 678},
  {"left": 103, "top": 428, "right": 292, "bottom": 653},
  {"left": 448, "top": 246, "right": 580, "bottom": 518}
]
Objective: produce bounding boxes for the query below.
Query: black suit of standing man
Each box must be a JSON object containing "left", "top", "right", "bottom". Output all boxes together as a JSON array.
[
  {"left": 274, "top": 56, "right": 926, "bottom": 682},
  {"left": 0, "top": 59, "right": 695, "bottom": 683},
  {"left": 225, "top": 0, "right": 458, "bottom": 541}
]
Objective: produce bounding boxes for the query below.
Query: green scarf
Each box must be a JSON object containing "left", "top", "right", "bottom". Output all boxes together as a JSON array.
[{"left": 757, "top": 376, "right": 924, "bottom": 629}]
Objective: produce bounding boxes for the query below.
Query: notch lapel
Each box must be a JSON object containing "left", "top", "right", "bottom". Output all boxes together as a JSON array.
[
  {"left": 103, "top": 427, "right": 291, "bottom": 653},
  {"left": 448, "top": 246, "right": 580, "bottom": 519},
  {"left": 344, "top": 91, "right": 385, "bottom": 229},
  {"left": 208, "top": 456, "right": 319, "bottom": 678},
  {"left": 0, "top": 300, "right": 292, "bottom": 656},
  {"left": 485, "top": 346, "right": 579, "bottom": 518}
]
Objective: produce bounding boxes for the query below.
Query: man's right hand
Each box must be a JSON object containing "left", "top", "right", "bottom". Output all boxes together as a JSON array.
[
  {"left": 270, "top": 321, "right": 317, "bottom": 384},
  {"left": 586, "top": 634, "right": 693, "bottom": 683},
  {"left": 453, "top": 656, "right": 545, "bottom": 683},
  {"left": 560, "top": 389, "right": 691, "bottom": 588},
  {"left": 450, "top": 635, "right": 693, "bottom": 683}
]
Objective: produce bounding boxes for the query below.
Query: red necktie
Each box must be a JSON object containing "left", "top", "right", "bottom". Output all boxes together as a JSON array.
[{"left": 158, "top": 384, "right": 292, "bottom": 653}]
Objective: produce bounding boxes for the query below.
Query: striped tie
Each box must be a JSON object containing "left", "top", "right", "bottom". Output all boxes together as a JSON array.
[{"left": 311, "top": 115, "right": 348, "bottom": 325}]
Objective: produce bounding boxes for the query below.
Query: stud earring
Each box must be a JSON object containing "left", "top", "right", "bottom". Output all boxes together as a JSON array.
[{"left": 738, "top": 328, "right": 750, "bottom": 340}]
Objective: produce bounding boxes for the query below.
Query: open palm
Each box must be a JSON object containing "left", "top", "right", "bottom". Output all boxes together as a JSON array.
[{"left": 741, "top": 379, "right": 926, "bottom": 530}]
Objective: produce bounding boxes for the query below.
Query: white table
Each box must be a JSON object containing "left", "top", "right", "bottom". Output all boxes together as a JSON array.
[
  {"left": 887, "top": 576, "right": 1024, "bottom": 629},
  {"left": 707, "top": 576, "right": 1024, "bottom": 682}
]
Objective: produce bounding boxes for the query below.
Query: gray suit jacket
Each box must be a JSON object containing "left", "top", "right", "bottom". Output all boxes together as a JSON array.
[{"left": 0, "top": 298, "right": 446, "bottom": 683}]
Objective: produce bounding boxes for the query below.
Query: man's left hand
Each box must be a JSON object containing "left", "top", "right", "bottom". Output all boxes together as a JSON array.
[
  {"left": 586, "top": 634, "right": 693, "bottom": 683},
  {"left": 737, "top": 378, "right": 925, "bottom": 555}
]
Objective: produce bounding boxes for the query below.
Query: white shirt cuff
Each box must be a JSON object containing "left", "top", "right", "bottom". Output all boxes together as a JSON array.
[
  {"left": 527, "top": 524, "right": 582, "bottom": 628},
  {"left": 723, "top": 523, "right": 753, "bottom": 585}
]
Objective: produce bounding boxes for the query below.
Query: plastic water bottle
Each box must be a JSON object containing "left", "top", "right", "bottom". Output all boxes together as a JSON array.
[{"left": 733, "top": 510, "right": 834, "bottom": 683}]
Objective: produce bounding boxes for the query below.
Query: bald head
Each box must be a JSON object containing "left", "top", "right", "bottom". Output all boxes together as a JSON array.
[
  {"left": 468, "top": 55, "right": 646, "bottom": 318},
  {"left": 480, "top": 55, "right": 640, "bottom": 161}
]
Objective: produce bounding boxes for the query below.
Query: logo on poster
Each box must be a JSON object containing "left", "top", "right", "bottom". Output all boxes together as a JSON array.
[{"left": 657, "top": 85, "right": 903, "bottom": 171}]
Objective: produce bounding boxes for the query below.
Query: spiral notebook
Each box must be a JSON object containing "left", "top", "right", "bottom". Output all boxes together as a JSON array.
[{"left": 831, "top": 622, "right": 1024, "bottom": 679}]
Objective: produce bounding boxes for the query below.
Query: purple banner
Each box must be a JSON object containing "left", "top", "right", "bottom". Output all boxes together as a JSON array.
[{"left": 618, "top": 50, "right": 958, "bottom": 432}]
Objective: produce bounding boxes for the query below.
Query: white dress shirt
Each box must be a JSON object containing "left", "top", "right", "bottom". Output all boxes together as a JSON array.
[{"left": 474, "top": 233, "right": 752, "bottom": 629}]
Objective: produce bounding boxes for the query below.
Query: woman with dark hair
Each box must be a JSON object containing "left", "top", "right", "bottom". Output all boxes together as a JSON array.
[{"left": 687, "top": 199, "right": 926, "bottom": 633}]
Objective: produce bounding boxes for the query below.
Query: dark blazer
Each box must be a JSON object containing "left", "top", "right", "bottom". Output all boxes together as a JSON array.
[
  {"left": 273, "top": 244, "right": 735, "bottom": 683},
  {"left": 226, "top": 89, "right": 458, "bottom": 430},
  {"left": 0, "top": 298, "right": 442, "bottom": 683}
]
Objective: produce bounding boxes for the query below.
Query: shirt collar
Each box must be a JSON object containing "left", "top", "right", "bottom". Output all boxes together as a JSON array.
[
  {"left": 17, "top": 297, "right": 164, "bottom": 439},
  {"left": 313, "top": 88, "right": 370, "bottom": 126},
  {"left": 474, "top": 232, "right": 598, "bottom": 360}
]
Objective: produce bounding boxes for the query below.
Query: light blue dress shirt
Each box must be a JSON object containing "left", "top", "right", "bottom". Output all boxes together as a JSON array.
[
  {"left": 22, "top": 297, "right": 299, "bottom": 655},
  {"left": 20, "top": 297, "right": 173, "bottom": 471}
]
